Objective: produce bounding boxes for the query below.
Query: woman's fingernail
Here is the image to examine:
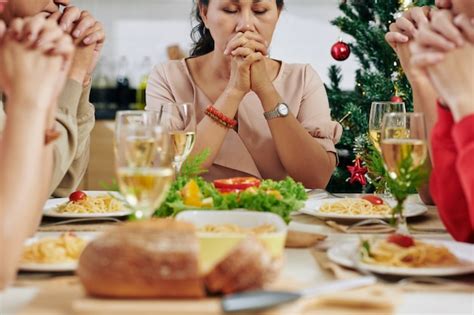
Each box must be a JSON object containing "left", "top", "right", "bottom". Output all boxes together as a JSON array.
[
  {"left": 61, "top": 23, "right": 68, "bottom": 31},
  {"left": 73, "top": 30, "right": 81, "bottom": 37},
  {"left": 224, "top": 49, "right": 228, "bottom": 55},
  {"left": 83, "top": 37, "right": 91, "bottom": 44}
]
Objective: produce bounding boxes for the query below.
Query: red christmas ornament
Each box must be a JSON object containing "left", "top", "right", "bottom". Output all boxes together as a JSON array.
[
  {"left": 391, "top": 95, "right": 404, "bottom": 103},
  {"left": 347, "top": 157, "right": 368, "bottom": 186},
  {"left": 331, "top": 40, "right": 351, "bottom": 61}
]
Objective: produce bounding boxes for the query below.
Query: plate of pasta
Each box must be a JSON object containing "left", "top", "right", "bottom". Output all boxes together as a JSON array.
[
  {"left": 43, "top": 191, "right": 132, "bottom": 218},
  {"left": 20, "top": 232, "right": 98, "bottom": 272},
  {"left": 300, "top": 196, "right": 427, "bottom": 220},
  {"left": 327, "top": 235, "right": 474, "bottom": 276}
]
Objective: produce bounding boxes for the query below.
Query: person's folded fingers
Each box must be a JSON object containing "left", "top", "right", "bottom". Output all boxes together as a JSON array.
[{"left": 454, "top": 14, "right": 474, "bottom": 43}]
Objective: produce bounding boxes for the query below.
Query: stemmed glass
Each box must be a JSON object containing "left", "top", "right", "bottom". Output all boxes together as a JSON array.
[
  {"left": 150, "top": 103, "right": 197, "bottom": 174},
  {"left": 114, "top": 111, "right": 174, "bottom": 220},
  {"left": 380, "top": 113, "right": 428, "bottom": 233},
  {"left": 369, "top": 101, "right": 406, "bottom": 152}
]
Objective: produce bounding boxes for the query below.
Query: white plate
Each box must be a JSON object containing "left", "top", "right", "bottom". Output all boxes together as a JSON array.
[
  {"left": 327, "top": 239, "right": 474, "bottom": 277},
  {"left": 43, "top": 191, "right": 132, "bottom": 218},
  {"left": 299, "top": 197, "right": 428, "bottom": 220},
  {"left": 0, "top": 287, "right": 39, "bottom": 315},
  {"left": 19, "top": 232, "right": 99, "bottom": 272}
]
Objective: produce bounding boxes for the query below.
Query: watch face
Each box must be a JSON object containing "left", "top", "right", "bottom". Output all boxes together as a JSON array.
[{"left": 277, "top": 103, "right": 289, "bottom": 116}]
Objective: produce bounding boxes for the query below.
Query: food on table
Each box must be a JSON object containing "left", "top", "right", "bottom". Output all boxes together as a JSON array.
[
  {"left": 158, "top": 176, "right": 307, "bottom": 222},
  {"left": 361, "top": 195, "right": 384, "bottom": 205},
  {"left": 55, "top": 191, "right": 123, "bottom": 214},
  {"left": 181, "top": 179, "right": 212, "bottom": 207},
  {"left": 319, "top": 197, "right": 391, "bottom": 216},
  {"left": 205, "top": 236, "right": 273, "bottom": 294},
  {"left": 78, "top": 219, "right": 204, "bottom": 298},
  {"left": 21, "top": 232, "right": 86, "bottom": 264},
  {"left": 360, "top": 234, "right": 460, "bottom": 268},
  {"left": 199, "top": 223, "right": 276, "bottom": 234},
  {"left": 387, "top": 233, "right": 415, "bottom": 248},
  {"left": 77, "top": 219, "right": 280, "bottom": 298},
  {"left": 213, "top": 177, "right": 261, "bottom": 193},
  {"left": 69, "top": 190, "right": 87, "bottom": 202}
]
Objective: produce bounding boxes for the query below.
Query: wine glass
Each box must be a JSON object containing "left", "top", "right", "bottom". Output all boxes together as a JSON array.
[
  {"left": 150, "top": 103, "right": 196, "bottom": 174},
  {"left": 380, "top": 112, "right": 428, "bottom": 233},
  {"left": 114, "top": 111, "right": 174, "bottom": 220},
  {"left": 369, "top": 101, "right": 406, "bottom": 152}
]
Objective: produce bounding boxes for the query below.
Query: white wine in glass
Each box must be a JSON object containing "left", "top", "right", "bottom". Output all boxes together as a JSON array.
[
  {"left": 369, "top": 101, "right": 406, "bottom": 152},
  {"left": 381, "top": 112, "right": 427, "bottom": 233},
  {"left": 169, "top": 130, "right": 196, "bottom": 170},
  {"left": 115, "top": 111, "right": 174, "bottom": 220},
  {"left": 116, "top": 166, "right": 174, "bottom": 217},
  {"left": 151, "top": 103, "right": 197, "bottom": 173}
]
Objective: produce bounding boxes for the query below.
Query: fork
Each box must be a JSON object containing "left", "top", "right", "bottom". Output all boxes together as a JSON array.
[{"left": 41, "top": 217, "right": 122, "bottom": 227}]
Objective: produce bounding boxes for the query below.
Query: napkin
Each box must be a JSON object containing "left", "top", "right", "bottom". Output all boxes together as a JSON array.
[{"left": 285, "top": 230, "right": 327, "bottom": 248}]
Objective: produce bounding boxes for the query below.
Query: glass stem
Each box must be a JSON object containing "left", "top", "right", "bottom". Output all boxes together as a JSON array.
[{"left": 395, "top": 197, "right": 409, "bottom": 234}]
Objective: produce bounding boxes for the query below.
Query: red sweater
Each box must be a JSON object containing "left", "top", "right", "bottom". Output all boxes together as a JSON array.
[{"left": 430, "top": 104, "right": 474, "bottom": 243}]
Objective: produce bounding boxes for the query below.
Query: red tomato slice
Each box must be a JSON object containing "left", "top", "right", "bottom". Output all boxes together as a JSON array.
[
  {"left": 69, "top": 191, "right": 87, "bottom": 202},
  {"left": 362, "top": 195, "right": 384, "bottom": 205},
  {"left": 387, "top": 234, "right": 415, "bottom": 248},
  {"left": 213, "top": 177, "right": 261, "bottom": 190}
]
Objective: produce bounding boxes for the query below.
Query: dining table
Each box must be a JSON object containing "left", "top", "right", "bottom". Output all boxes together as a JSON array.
[{"left": 2, "top": 193, "right": 474, "bottom": 315}]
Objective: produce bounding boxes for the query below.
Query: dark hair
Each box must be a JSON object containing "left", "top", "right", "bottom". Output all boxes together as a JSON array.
[{"left": 190, "top": 0, "right": 284, "bottom": 57}]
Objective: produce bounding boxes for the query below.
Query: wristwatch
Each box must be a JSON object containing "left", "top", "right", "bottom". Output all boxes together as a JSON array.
[{"left": 263, "top": 102, "right": 289, "bottom": 120}]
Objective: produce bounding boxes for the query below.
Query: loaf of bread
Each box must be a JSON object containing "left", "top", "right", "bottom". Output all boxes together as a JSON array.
[
  {"left": 205, "top": 236, "right": 273, "bottom": 294},
  {"left": 77, "top": 219, "right": 204, "bottom": 298}
]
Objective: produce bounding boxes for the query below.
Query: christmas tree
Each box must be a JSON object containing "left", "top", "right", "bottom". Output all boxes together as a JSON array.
[{"left": 326, "top": 0, "right": 434, "bottom": 193}]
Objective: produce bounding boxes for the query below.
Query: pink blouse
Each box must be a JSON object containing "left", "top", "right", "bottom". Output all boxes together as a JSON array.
[{"left": 146, "top": 59, "right": 342, "bottom": 181}]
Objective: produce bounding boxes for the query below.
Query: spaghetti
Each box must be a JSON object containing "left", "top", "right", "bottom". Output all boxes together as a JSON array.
[
  {"left": 319, "top": 198, "right": 391, "bottom": 216},
  {"left": 56, "top": 195, "right": 122, "bottom": 214},
  {"left": 199, "top": 224, "right": 276, "bottom": 234},
  {"left": 360, "top": 239, "right": 459, "bottom": 268},
  {"left": 22, "top": 233, "right": 87, "bottom": 264}
]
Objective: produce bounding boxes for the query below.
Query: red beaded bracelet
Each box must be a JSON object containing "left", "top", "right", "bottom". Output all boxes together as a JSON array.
[
  {"left": 204, "top": 105, "right": 238, "bottom": 129},
  {"left": 44, "top": 128, "right": 60, "bottom": 145}
]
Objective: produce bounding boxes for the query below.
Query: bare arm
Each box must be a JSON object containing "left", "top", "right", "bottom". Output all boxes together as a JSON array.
[
  {"left": 192, "top": 88, "right": 245, "bottom": 168},
  {"left": 256, "top": 85, "right": 336, "bottom": 188},
  {"left": 0, "top": 16, "right": 74, "bottom": 288},
  {"left": 0, "top": 102, "right": 53, "bottom": 288}
]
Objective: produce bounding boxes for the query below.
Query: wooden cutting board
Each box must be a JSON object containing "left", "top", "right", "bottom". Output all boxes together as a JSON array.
[
  {"left": 72, "top": 277, "right": 307, "bottom": 315},
  {"left": 71, "top": 281, "right": 394, "bottom": 315},
  {"left": 72, "top": 291, "right": 394, "bottom": 315},
  {"left": 16, "top": 275, "right": 394, "bottom": 315}
]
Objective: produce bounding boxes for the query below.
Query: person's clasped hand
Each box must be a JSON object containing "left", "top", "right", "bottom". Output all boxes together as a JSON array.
[
  {"left": 410, "top": 9, "right": 474, "bottom": 121},
  {"left": 54, "top": 5, "right": 105, "bottom": 85},
  {"left": 0, "top": 15, "right": 74, "bottom": 110}
]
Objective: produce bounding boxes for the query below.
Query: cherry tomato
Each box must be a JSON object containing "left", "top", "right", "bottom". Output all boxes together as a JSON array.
[
  {"left": 213, "top": 177, "right": 261, "bottom": 190},
  {"left": 387, "top": 234, "right": 415, "bottom": 248},
  {"left": 362, "top": 195, "right": 384, "bottom": 205},
  {"left": 69, "top": 191, "right": 87, "bottom": 202}
]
